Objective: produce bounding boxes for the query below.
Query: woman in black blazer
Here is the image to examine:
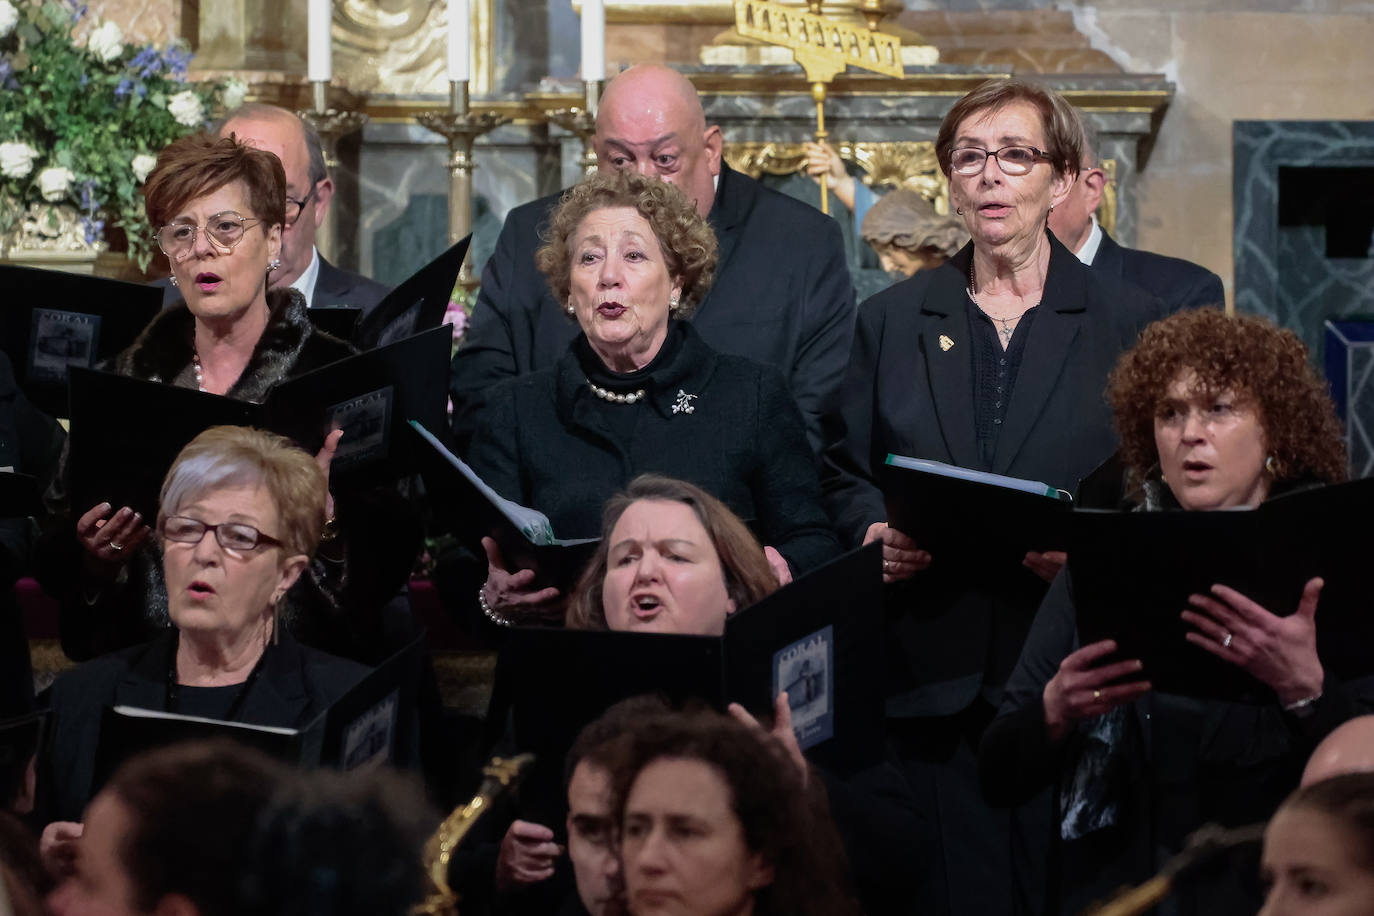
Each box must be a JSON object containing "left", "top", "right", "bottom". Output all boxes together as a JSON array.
[
  {"left": 468, "top": 171, "right": 838, "bottom": 626},
  {"left": 820, "top": 77, "right": 1161, "bottom": 915},
  {"left": 39, "top": 427, "right": 365, "bottom": 825}
]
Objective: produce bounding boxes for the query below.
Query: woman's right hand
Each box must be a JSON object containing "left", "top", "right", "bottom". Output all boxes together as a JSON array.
[
  {"left": 481, "top": 537, "right": 562, "bottom": 625},
  {"left": 1042, "top": 639, "right": 1151, "bottom": 743},
  {"left": 40, "top": 821, "right": 83, "bottom": 880},
  {"left": 76, "top": 502, "right": 151, "bottom": 578},
  {"left": 495, "top": 820, "right": 563, "bottom": 889},
  {"left": 863, "top": 522, "right": 931, "bottom": 584}
]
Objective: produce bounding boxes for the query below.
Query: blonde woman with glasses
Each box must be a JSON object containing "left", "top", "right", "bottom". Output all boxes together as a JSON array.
[{"left": 38, "top": 426, "right": 366, "bottom": 833}]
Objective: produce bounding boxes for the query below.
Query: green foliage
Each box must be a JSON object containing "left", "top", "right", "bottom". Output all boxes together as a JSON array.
[{"left": 0, "top": 0, "right": 241, "bottom": 269}]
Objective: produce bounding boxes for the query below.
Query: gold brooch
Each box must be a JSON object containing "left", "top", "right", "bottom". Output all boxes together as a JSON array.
[{"left": 939, "top": 334, "right": 954, "bottom": 352}]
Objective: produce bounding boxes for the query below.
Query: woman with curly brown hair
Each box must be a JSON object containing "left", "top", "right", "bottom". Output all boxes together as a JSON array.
[
  {"left": 979, "top": 308, "right": 1364, "bottom": 916},
  {"left": 467, "top": 170, "right": 837, "bottom": 625},
  {"left": 608, "top": 707, "right": 861, "bottom": 916}
]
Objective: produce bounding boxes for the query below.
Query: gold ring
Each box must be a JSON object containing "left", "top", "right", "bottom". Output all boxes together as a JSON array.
[
  {"left": 109, "top": 542, "right": 124, "bottom": 552},
  {"left": 1093, "top": 690, "right": 1101, "bottom": 701}
]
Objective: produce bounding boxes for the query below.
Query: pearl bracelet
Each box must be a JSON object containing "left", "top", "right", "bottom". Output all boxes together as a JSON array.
[{"left": 478, "top": 585, "right": 515, "bottom": 628}]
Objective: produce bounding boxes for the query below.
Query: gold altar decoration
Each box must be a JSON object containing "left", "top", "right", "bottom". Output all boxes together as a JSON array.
[
  {"left": 413, "top": 754, "right": 534, "bottom": 916},
  {"left": 299, "top": 82, "right": 369, "bottom": 263},
  {"left": 732, "top": 0, "right": 903, "bottom": 214},
  {"left": 0, "top": 203, "right": 107, "bottom": 274},
  {"left": 417, "top": 83, "right": 512, "bottom": 287},
  {"left": 722, "top": 140, "right": 1119, "bottom": 235}
]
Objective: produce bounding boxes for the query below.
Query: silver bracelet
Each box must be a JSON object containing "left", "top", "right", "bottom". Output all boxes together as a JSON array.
[
  {"left": 1284, "top": 692, "right": 1322, "bottom": 715},
  {"left": 478, "top": 585, "right": 515, "bottom": 628}
]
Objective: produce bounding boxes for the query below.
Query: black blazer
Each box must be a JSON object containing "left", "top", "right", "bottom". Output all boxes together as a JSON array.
[
  {"left": 467, "top": 322, "right": 839, "bottom": 577},
  {"left": 449, "top": 162, "right": 857, "bottom": 454},
  {"left": 1093, "top": 230, "right": 1225, "bottom": 314},
  {"left": 40, "top": 629, "right": 367, "bottom": 821},
  {"left": 821, "top": 235, "right": 1163, "bottom": 716},
  {"left": 156, "top": 254, "right": 390, "bottom": 318}
]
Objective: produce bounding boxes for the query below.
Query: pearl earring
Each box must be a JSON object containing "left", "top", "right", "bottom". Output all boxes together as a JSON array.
[
  {"left": 268, "top": 258, "right": 281, "bottom": 272},
  {"left": 169, "top": 275, "right": 178, "bottom": 287}
]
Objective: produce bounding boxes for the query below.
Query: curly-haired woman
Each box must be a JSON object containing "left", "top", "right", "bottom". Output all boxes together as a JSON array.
[
  {"left": 979, "top": 308, "right": 1365, "bottom": 916},
  {"left": 467, "top": 171, "right": 838, "bottom": 624},
  {"left": 609, "top": 707, "right": 862, "bottom": 916}
]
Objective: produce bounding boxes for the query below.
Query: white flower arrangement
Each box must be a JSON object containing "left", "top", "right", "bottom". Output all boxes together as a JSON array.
[
  {"left": 0, "top": 141, "right": 37, "bottom": 179},
  {"left": 85, "top": 19, "right": 122, "bottom": 63},
  {"left": 167, "top": 89, "right": 204, "bottom": 128},
  {"left": 37, "top": 165, "right": 75, "bottom": 201},
  {"left": 131, "top": 153, "right": 158, "bottom": 184},
  {"left": 0, "top": 0, "right": 18, "bottom": 39},
  {"left": 0, "top": 0, "right": 237, "bottom": 266}
]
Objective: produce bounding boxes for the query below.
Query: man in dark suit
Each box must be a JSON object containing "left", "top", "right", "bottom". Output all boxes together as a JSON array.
[
  {"left": 158, "top": 104, "right": 389, "bottom": 317},
  {"left": 1049, "top": 114, "right": 1225, "bottom": 313},
  {"left": 448, "top": 64, "right": 855, "bottom": 453}
]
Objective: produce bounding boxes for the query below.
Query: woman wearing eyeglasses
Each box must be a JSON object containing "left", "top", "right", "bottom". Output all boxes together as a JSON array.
[
  {"left": 820, "top": 78, "right": 1163, "bottom": 915},
  {"left": 37, "top": 134, "right": 361, "bottom": 662},
  {"left": 37, "top": 426, "right": 366, "bottom": 829}
]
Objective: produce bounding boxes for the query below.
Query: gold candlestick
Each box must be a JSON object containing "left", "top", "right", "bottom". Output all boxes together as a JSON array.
[
  {"left": 298, "top": 81, "right": 368, "bottom": 262},
  {"left": 544, "top": 80, "right": 604, "bottom": 177},
  {"left": 416, "top": 81, "right": 511, "bottom": 288}
]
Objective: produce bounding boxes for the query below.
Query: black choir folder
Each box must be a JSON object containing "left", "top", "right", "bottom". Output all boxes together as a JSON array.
[
  {"left": 408, "top": 421, "right": 598, "bottom": 592},
  {"left": 879, "top": 455, "right": 1073, "bottom": 567},
  {"left": 66, "top": 325, "right": 451, "bottom": 521},
  {"left": 90, "top": 634, "right": 424, "bottom": 794},
  {"left": 505, "top": 543, "right": 886, "bottom": 776},
  {"left": 0, "top": 264, "right": 162, "bottom": 418},
  {"left": 0, "top": 472, "right": 41, "bottom": 519},
  {"left": 1069, "top": 477, "right": 1374, "bottom": 702},
  {"left": 353, "top": 236, "right": 470, "bottom": 350}
]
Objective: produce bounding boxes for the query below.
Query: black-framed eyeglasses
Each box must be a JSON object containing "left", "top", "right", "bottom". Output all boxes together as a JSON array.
[
  {"left": 949, "top": 145, "right": 1052, "bottom": 176},
  {"left": 154, "top": 211, "right": 262, "bottom": 260},
  {"left": 160, "top": 516, "right": 284, "bottom": 554},
  {"left": 283, "top": 184, "right": 319, "bottom": 227}
]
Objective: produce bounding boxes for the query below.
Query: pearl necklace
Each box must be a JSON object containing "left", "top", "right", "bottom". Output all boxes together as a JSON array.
[
  {"left": 192, "top": 352, "right": 206, "bottom": 392},
  {"left": 587, "top": 379, "right": 645, "bottom": 404}
]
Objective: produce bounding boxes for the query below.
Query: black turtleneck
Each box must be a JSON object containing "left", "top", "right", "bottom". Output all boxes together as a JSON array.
[{"left": 572, "top": 321, "right": 689, "bottom": 442}]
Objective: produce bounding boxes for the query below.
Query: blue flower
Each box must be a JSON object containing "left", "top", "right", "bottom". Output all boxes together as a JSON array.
[
  {"left": 80, "top": 180, "right": 99, "bottom": 213},
  {"left": 130, "top": 45, "right": 161, "bottom": 79},
  {"left": 65, "top": 0, "right": 87, "bottom": 24},
  {"left": 114, "top": 77, "right": 134, "bottom": 98},
  {"left": 78, "top": 72, "right": 88, "bottom": 88},
  {"left": 81, "top": 216, "right": 105, "bottom": 246},
  {"left": 162, "top": 46, "right": 190, "bottom": 80}
]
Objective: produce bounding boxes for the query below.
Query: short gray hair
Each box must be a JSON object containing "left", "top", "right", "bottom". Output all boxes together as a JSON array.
[
  {"left": 219, "top": 103, "right": 329, "bottom": 185},
  {"left": 158, "top": 426, "right": 327, "bottom": 558}
]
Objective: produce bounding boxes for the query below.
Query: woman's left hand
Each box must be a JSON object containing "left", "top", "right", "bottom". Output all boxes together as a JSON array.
[
  {"left": 729, "top": 693, "right": 808, "bottom": 788},
  {"left": 314, "top": 428, "right": 344, "bottom": 520},
  {"left": 1181, "top": 577, "right": 1325, "bottom": 707},
  {"left": 764, "top": 546, "right": 793, "bottom": 586}
]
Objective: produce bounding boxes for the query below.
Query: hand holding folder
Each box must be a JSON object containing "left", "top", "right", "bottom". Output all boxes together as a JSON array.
[
  {"left": 1069, "top": 477, "right": 1374, "bottom": 702},
  {"left": 879, "top": 454, "right": 1072, "bottom": 572}
]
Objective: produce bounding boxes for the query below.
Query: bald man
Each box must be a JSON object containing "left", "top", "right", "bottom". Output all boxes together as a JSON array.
[
  {"left": 1303, "top": 715, "right": 1374, "bottom": 786},
  {"left": 449, "top": 64, "right": 855, "bottom": 453},
  {"left": 1047, "top": 111, "right": 1224, "bottom": 314},
  {"left": 158, "top": 104, "right": 389, "bottom": 318}
]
